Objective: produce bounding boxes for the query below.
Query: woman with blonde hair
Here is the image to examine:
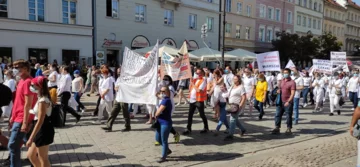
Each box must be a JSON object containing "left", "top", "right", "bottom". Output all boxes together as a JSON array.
[{"left": 48, "top": 64, "right": 59, "bottom": 104}]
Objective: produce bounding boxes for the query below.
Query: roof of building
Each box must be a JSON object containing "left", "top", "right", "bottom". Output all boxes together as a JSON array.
[
  {"left": 347, "top": 0, "right": 360, "bottom": 10},
  {"left": 325, "top": 0, "right": 346, "bottom": 10}
]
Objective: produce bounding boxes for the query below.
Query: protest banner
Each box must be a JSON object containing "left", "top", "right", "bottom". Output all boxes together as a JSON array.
[
  {"left": 312, "top": 59, "right": 332, "bottom": 74},
  {"left": 117, "top": 43, "right": 159, "bottom": 105},
  {"left": 330, "top": 51, "right": 349, "bottom": 72},
  {"left": 160, "top": 42, "right": 192, "bottom": 81},
  {"left": 285, "top": 59, "right": 296, "bottom": 69},
  {"left": 256, "top": 51, "right": 281, "bottom": 72}
]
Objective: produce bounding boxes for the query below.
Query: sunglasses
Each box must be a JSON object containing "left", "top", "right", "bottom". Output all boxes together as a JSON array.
[
  {"left": 160, "top": 90, "right": 166, "bottom": 93},
  {"left": 13, "top": 66, "right": 20, "bottom": 69}
]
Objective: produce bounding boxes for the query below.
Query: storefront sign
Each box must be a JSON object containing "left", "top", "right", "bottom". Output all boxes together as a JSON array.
[
  {"left": 102, "top": 39, "right": 122, "bottom": 47},
  {"left": 131, "top": 35, "right": 150, "bottom": 48},
  {"left": 161, "top": 38, "right": 177, "bottom": 48},
  {"left": 96, "top": 51, "right": 105, "bottom": 60},
  {"left": 185, "top": 40, "right": 199, "bottom": 51}
]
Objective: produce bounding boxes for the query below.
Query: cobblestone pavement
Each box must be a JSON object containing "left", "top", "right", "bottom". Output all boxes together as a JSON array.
[{"left": 0, "top": 95, "right": 356, "bottom": 167}]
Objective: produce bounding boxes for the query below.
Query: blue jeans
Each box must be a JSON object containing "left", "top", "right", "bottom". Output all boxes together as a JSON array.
[
  {"left": 73, "top": 92, "right": 85, "bottom": 111},
  {"left": 155, "top": 124, "right": 172, "bottom": 158},
  {"left": 216, "top": 102, "right": 229, "bottom": 131},
  {"left": 8, "top": 122, "right": 26, "bottom": 167},
  {"left": 293, "top": 98, "right": 300, "bottom": 123},
  {"left": 229, "top": 111, "right": 246, "bottom": 136},
  {"left": 349, "top": 92, "right": 358, "bottom": 108},
  {"left": 302, "top": 87, "right": 309, "bottom": 104},
  {"left": 275, "top": 102, "right": 293, "bottom": 129},
  {"left": 253, "top": 99, "right": 264, "bottom": 116}
]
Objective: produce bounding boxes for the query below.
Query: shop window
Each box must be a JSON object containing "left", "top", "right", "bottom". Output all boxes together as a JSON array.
[
  {"left": 62, "top": 50, "right": 79, "bottom": 65},
  {"left": 0, "top": 47, "right": 12, "bottom": 68},
  {"left": 28, "top": 48, "right": 48, "bottom": 65}
]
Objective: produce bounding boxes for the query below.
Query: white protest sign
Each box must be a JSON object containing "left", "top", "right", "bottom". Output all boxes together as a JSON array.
[
  {"left": 331, "top": 52, "right": 349, "bottom": 72},
  {"left": 256, "top": 51, "right": 281, "bottom": 72},
  {"left": 312, "top": 59, "right": 332, "bottom": 74},
  {"left": 285, "top": 59, "right": 296, "bottom": 69},
  {"left": 117, "top": 43, "right": 159, "bottom": 105}
]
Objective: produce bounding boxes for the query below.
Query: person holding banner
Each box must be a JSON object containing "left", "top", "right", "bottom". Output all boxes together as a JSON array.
[
  {"left": 312, "top": 72, "right": 325, "bottom": 113},
  {"left": 183, "top": 69, "right": 209, "bottom": 135},
  {"left": 329, "top": 72, "right": 342, "bottom": 116},
  {"left": 347, "top": 69, "right": 360, "bottom": 110},
  {"left": 272, "top": 68, "right": 295, "bottom": 135}
]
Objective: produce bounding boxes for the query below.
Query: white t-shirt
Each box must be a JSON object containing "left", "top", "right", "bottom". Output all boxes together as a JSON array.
[
  {"left": 189, "top": 79, "right": 206, "bottom": 103},
  {"left": 71, "top": 77, "right": 82, "bottom": 93},
  {"left": 276, "top": 73, "right": 283, "bottom": 87},
  {"left": 4, "top": 79, "right": 16, "bottom": 92},
  {"left": 99, "top": 77, "right": 114, "bottom": 102},
  {"left": 303, "top": 77, "right": 311, "bottom": 87},
  {"left": 265, "top": 75, "right": 274, "bottom": 91},
  {"left": 228, "top": 85, "right": 246, "bottom": 104},
  {"left": 48, "top": 71, "right": 58, "bottom": 87},
  {"left": 115, "top": 77, "right": 122, "bottom": 102},
  {"left": 330, "top": 79, "right": 343, "bottom": 95},
  {"left": 223, "top": 73, "right": 234, "bottom": 89},
  {"left": 243, "top": 75, "right": 255, "bottom": 93},
  {"left": 58, "top": 74, "right": 72, "bottom": 94},
  {"left": 213, "top": 85, "right": 226, "bottom": 103},
  {"left": 294, "top": 77, "right": 304, "bottom": 98},
  {"left": 312, "top": 79, "right": 325, "bottom": 92},
  {"left": 347, "top": 77, "right": 359, "bottom": 92},
  {"left": 30, "top": 97, "right": 52, "bottom": 120}
]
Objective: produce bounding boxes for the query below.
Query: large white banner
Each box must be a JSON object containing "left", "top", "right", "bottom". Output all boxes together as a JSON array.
[
  {"left": 256, "top": 51, "right": 281, "bottom": 72},
  {"left": 313, "top": 59, "right": 332, "bottom": 74},
  {"left": 117, "top": 43, "right": 159, "bottom": 105}
]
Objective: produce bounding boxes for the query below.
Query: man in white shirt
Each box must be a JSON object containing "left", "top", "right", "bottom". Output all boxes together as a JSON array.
[
  {"left": 276, "top": 70, "right": 283, "bottom": 88},
  {"left": 183, "top": 69, "right": 209, "bottom": 135},
  {"left": 243, "top": 68, "right": 256, "bottom": 116},
  {"left": 102, "top": 68, "right": 131, "bottom": 132},
  {"left": 347, "top": 69, "right": 360, "bottom": 110},
  {"left": 265, "top": 72, "right": 274, "bottom": 107},
  {"left": 292, "top": 70, "right": 304, "bottom": 125},
  {"left": 58, "top": 66, "right": 81, "bottom": 126},
  {"left": 223, "top": 66, "right": 234, "bottom": 90}
]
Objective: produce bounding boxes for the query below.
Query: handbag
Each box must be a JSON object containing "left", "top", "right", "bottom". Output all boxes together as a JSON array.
[
  {"left": 335, "top": 89, "right": 342, "bottom": 95},
  {"left": 227, "top": 104, "right": 240, "bottom": 113},
  {"left": 353, "top": 120, "right": 360, "bottom": 139},
  {"left": 151, "top": 119, "right": 160, "bottom": 129}
]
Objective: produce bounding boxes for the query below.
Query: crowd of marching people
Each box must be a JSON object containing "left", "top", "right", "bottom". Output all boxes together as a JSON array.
[{"left": 1, "top": 58, "right": 360, "bottom": 165}]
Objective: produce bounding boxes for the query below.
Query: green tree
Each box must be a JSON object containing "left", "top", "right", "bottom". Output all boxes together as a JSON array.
[
  {"left": 316, "top": 32, "right": 342, "bottom": 59},
  {"left": 271, "top": 31, "right": 299, "bottom": 62}
]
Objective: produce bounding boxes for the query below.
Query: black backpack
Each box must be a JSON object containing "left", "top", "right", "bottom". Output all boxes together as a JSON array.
[{"left": 0, "top": 83, "right": 12, "bottom": 107}]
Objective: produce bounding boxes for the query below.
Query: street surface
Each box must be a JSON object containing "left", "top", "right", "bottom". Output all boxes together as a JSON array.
[{"left": 0, "top": 95, "right": 357, "bottom": 167}]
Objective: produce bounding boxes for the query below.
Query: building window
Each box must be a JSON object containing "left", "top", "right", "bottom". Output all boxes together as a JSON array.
[
  {"left": 29, "top": 0, "right": 44, "bottom": 21},
  {"left": 308, "top": 18, "right": 311, "bottom": 28},
  {"left": 317, "top": 20, "right": 320, "bottom": 29},
  {"left": 0, "top": 47, "right": 12, "bottom": 65},
  {"left": 259, "top": 27, "right": 265, "bottom": 42},
  {"left": 313, "top": 19, "right": 316, "bottom": 29},
  {"left": 298, "top": 0, "right": 302, "bottom": 6},
  {"left": 303, "top": 0, "right": 307, "bottom": 7},
  {"left": 62, "top": 0, "right": 76, "bottom": 24},
  {"left": 287, "top": 11, "right": 292, "bottom": 24},
  {"left": 164, "top": 10, "right": 174, "bottom": 25},
  {"left": 247, "top": 5, "right": 251, "bottom": 17},
  {"left": 135, "top": 4, "right": 146, "bottom": 22},
  {"left": 29, "top": 48, "right": 48, "bottom": 64},
  {"left": 275, "top": 9, "right": 281, "bottom": 21},
  {"left": 237, "top": 2, "right": 242, "bottom": 14},
  {"left": 324, "top": 24, "right": 327, "bottom": 31},
  {"left": 236, "top": 25, "right": 241, "bottom": 38},
  {"left": 260, "top": 4, "right": 266, "bottom": 18},
  {"left": 309, "top": 0, "right": 312, "bottom": 8},
  {"left": 319, "top": 4, "right": 322, "bottom": 12},
  {"left": 62, "top": 50, "right": 79, "bottom": 65},
  {"left": 189, "top": 14, "right": 197, "bottom": 29},
  {"left": 330, "top": 11, "right": 333, "bottom": 18},
  {"left": 206, "top": 17, "right": 214, "bottom": 32},
  {"left": 275, "top": 28, "right": 281, "bottom": 39},
  {"left": 297, "top": 15, "right": 301, "bottom": 25},
  {"left": 314, "top": 2, "right": 317, "bottom": 11},
  {"left": 337, "top": 27, "right": 340, "bottom": 36},
  {"left": 268, "top": 7, "right": 274, "bottom": 20},
  {"left": 225, "top": 23, "right": 232, "bottom": 37},
  {"left": 329, "top": 25, "right": 332, "bottom": 33},
  {"left": 333, "top": 27, "right": 336, "bottom": 34},
  {"left": 226, "top": 0, "right": 231, "bottom": 12},
  {"left": 303, "top": 16, "right": 306, "bottom": 27},
  {"left": 267, "top": 28, "right": 273, "bottom": 42},
  {"left": 106, "top": 0, "right": 119, "bottom": 18},
  {"left": 245, "top": 27, "right": 250, "bottom": 39},
  {"left": 207, "top": 0, "right": 213, "bottom": 2},
  {"left": 0, "top": 0, "right": 7, "bottom": 18}
]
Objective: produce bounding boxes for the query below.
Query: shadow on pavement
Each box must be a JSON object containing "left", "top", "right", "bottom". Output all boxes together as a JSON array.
[
  {"left": 49, "top": 152, "right": 125, "bottom": 163},
  {"left": 301, "top": 120, "right": 347, "bottom": 125},
  {"left": 50, "top": 143, "right": 93, "bottom": 151},
  {"left": 168, "top": 152, "right": 243, "bottom": 162}
]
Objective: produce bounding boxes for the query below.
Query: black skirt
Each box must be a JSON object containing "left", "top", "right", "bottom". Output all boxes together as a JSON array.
[{"left": 31, "top": 116, "right": 55, "bottom": 147}]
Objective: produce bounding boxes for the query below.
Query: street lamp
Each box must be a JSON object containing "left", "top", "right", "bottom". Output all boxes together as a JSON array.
[{"left": 201, "top": 23, "right": 222, "bottom": 67}]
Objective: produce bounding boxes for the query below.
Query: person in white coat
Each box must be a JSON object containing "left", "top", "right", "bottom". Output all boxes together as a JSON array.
[
  {"left": 312, "top": 72, "right": 325, "bottom": 113},
  {"left": 329, "top": 72, "right": 342, "bottom": 116},
  {"left": 94, "top": 68, "right": 114, "bottom": 124}
]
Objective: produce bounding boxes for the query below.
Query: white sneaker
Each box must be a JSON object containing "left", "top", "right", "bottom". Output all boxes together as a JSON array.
[
  {"left": 352, "top": 108, "right": 355, "bottom": 110},
  {"left": 175, "top": 103, "right": 181, "bottom": 107},
  {"left": 319, "top": 108, "right": 323, "bottom": 112},
  {"left": 81, "top": 108, "right": 86, "bottom": 114},
  {"left": 183, "top": 102, "right": 188, "bottom": 105},
  {"left": 92, "top": 120, "right": 101, "bottom": 124},
  {"left": 303, "top": 103, "right": 308, "bottom": 108}
]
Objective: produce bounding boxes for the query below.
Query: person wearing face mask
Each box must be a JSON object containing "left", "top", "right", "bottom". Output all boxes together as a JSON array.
[
  {"left": 272, "top": 68, "right": 295, "bottom": 135},
  {"left": 347, "top": 69, "right": 360, "bottom": 110},
  {"left": 34, "top": 63, "right": 43, "bottom": 77},
  {"left": 329, "top": 72, "right": 342, "bottom": 116},
  {"left": 265, "top": 71, "right": 274, "bottom": 108},
  {"left": 72, "top": 70, "right": 86, "bottom": 113},
  {"left": 57, "top": 66, "right": 81, "bottom": 126},
  {"left": 94, "top": 68, "right": 114, "bottom": 124},
  {"left": 311, "top": 72, "right": 325, "bottom": 113},
  {"left": 292, "top": 69, "right": 304, "bottom": 125},
  {"left": 243, "top": 68, "right": 256, "bottom": 117},
  {"left": 26, "top": 76, "right": 54, "bottom": 167},
  {"left": 223, "top": 66, "right": 234, "bottom": 90},
  {"left": 183, "top": 69, "right": 209, "bottom": 135},
  {"left": 47, "top": 64, "right": 59, "bottom": 104},
  {"left": 254, "top": 73, "right": 268, "bottom": 120}
]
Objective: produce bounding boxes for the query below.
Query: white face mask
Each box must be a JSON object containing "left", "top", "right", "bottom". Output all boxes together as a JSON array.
[
  {"left": 12, "top": 69, "right": 19, "bottom": 76},
  {"left": 161, "top": 93, "right": 166, "bottom": 99},
  {"left": 29, "top": 86, "right": 38, "bottom": 94},
  {"left": 4, "top": 75, "right": 8, "bottom": 81},
  {"left": 164, "top": 81, "right": 170, "bottom": 85},
  {"left": 74, "top": 74, "right": 79, "bottom": 77}
]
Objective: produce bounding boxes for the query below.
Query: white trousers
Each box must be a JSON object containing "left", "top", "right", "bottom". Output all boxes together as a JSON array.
[
  {"left": 98, "top": 99, "right": 113, "bottom": 120},
  {"left": 329, "top": 94, "right": 340, "bottom": 113},
  {"left": 132, "top": 104, "right": 139, "bottom": 115},
  {"left": 146, "top": 104, "right": 155, "bottom": 117},
  {"left": 313, "top": 89, "right": 324, "bottom": 109}
]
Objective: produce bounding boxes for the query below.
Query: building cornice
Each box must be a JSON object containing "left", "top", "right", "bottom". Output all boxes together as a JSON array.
[
  {"left": 181, "top": 3, "right": 220, "bottom": 13},
  {"left": 0, "top": 18, "right": 93, "bottom": 29}
]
